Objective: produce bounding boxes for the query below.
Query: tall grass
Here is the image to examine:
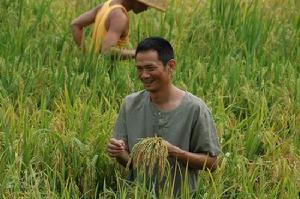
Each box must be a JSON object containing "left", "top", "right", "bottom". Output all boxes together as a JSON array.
[{"left": 0, "top": 0, "right": 299, "bottom": 198}]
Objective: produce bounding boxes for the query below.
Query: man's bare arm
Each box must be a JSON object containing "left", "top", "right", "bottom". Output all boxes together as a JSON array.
[
  {"left": 167, "top": 142, "right": 218, "bottom": 171},
  {"left": 70, "top": 5, "right": 102, "bottom": 47}
]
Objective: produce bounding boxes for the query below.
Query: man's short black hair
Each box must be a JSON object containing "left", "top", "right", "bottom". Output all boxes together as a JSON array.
[{"left": 135, "top": 37, "right": 174, "bottom": 66}]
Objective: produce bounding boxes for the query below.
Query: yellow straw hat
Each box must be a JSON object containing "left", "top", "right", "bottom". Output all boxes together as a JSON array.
[{"left": 136, "top": 0, "right": 167, "bottom": 12}]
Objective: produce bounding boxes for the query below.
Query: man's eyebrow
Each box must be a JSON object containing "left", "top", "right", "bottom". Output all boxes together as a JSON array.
[{"left": 136, "top": 64, "right": 155, "bottom": 68}]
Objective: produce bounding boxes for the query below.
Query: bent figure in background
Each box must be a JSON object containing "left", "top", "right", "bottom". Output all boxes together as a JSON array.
[{"left": 71, "top": 0, "right": 167, "bottom": 59}]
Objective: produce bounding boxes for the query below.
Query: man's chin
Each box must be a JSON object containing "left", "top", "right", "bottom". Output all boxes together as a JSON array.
[
  {"left": 144, "top": 86, "right": 158, "bottom": 92},
  {"left": 143, "top": 82, "right": 152, "bottom": 87},
  {"left": 143, "top": 85, "right": 152, "bottom": 91},
  {"left": 144, "top": 86, "right": 151, "bottom": 90}
]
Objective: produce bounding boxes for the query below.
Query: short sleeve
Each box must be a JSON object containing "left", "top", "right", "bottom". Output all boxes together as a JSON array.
[
  {"left": 190, "top": 105, "right": 221, "bottom": 156},
  {"left": 113, "top": 102, "right": 128, "bottom": 144}
]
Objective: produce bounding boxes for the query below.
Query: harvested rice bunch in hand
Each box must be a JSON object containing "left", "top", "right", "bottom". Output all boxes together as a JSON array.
[{"left": 126, "top": 136, "right": 169, "bottom": 178}]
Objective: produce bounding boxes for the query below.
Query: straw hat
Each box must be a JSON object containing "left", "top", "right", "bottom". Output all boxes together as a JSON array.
[{"left": 136, "top": 0, "right": 167, "bottom": 12}]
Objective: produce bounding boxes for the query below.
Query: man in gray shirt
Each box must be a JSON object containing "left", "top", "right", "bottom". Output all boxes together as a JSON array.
[{"left": 107, "top": 37, "right": 221, "bottom": 194}]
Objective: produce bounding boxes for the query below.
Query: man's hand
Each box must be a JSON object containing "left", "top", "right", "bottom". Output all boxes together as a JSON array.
[
  {"left": 107, "top": 138, "right": 128, "bottom": 157},
  {"left": 107, "top": 138, "right": 129, "bottom": 167}
]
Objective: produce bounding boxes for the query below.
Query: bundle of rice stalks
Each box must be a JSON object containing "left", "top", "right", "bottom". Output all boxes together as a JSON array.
[{"left": 126, "top": 136, "right": 169, "bottom": 179}]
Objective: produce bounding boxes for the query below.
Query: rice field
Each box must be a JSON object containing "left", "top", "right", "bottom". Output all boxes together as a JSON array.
[{"left": 0, "top": 0, "right": 299, "bottom": 198}]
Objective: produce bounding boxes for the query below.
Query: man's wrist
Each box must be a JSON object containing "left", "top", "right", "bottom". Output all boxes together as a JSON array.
[{"left": 115, "top": 151, "right": 129, "bottom": 167}]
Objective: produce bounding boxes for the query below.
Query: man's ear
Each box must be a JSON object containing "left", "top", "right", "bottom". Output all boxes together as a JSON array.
[{"left": 167, "top": 59, "right": 176, "bottom": 72}]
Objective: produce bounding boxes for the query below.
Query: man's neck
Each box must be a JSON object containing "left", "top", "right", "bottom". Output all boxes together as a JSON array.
[{"left": 149, "top": 85, "right": 185, "bottom": 111}]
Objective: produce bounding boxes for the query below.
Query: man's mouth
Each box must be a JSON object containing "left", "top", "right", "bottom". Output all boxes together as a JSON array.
[{"left": 142, "top": 79, "right": 154, "bottom": 84}]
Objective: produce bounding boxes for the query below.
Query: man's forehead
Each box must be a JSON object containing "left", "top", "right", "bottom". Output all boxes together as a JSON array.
[
  {"left": 135, "top": 50, "right": 164, "bottom": 67},
  {"left": 135, "top": 60, "right": 157, "bottom": 68},
  {"left": 136, "top": 50, "right": 159, "bottom": 59}
]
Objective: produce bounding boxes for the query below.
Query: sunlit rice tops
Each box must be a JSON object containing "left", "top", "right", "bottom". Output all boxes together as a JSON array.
[{"left": 126, "top": 136, "right": 169, "bottom": 179}]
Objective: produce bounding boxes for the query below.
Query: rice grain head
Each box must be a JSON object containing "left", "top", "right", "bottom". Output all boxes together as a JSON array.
[{"left": 126, "top": 136, "right": 169, "bottom": 179}]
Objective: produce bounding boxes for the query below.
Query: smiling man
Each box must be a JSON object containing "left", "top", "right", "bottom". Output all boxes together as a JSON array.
[
  {"left": 107, "top": 37, "right": 221, "bottom": 195},
  {"left": 71, "top": 0, "right": 167, "bottom": 59}
]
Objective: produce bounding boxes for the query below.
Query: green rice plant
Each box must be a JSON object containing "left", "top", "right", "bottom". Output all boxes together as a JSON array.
[{"left": 0, "top": 0, "right": 299, "bottom": 197}]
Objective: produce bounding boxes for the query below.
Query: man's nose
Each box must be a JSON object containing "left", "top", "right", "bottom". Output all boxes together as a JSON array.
[{"left": 139, "top": 69, "right": 150, "bottom": 78}]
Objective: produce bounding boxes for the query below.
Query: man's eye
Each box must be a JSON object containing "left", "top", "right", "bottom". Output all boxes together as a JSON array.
[{"left": 148, "top": 68, "right": 155, "bottom": 72}]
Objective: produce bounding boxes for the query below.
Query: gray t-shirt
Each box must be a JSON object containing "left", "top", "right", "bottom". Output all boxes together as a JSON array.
[{"left": 113, "top": 90, "right": 221, "bottom": 193}]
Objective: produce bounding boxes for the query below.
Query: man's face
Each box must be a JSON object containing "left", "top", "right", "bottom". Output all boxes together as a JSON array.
[
  {"left": 132, "top": 1, "right": 148, "bottom": 13},
  {"left": 135, "top": 50, "right": 172, "bottom": 92}
]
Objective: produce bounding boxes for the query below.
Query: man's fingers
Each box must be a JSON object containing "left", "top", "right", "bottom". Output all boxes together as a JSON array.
[
  {"left": 107, "top": 143, "right": 127, "bottom": 151},
  {"left": 107, "top": 142, "right": 127, "bottom": 154},
  {"left": 107, "top": 150, "right": 118, "bottom": 156},
  {"left": 107, "top": 148, "right": 123, "bottom": 154},
  {"left": 107, "top": 147, "right": 125, "bottom": 157},
  {"left": 109, "top": 138, "right": 127, "bottom": 150},
  {"left": 107, "top": 138, "right": 128, "bottom": 159},
  {"left": 109, "top": 138, "right": 123, "bottom": 147},
  {"left": 107, "top": 143, "right": 122, "bottom": 150}
]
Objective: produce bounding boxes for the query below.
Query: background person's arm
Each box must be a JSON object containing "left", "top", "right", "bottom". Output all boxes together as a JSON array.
[
  {"left": 101, "top": 9, "right": 135, "bottom": 59},
  {"left": 106, "top": 47, "right": 136, "bottom": 59},
  {"left": 70, "top": 5, "right": 102, "bottom": 48}
]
